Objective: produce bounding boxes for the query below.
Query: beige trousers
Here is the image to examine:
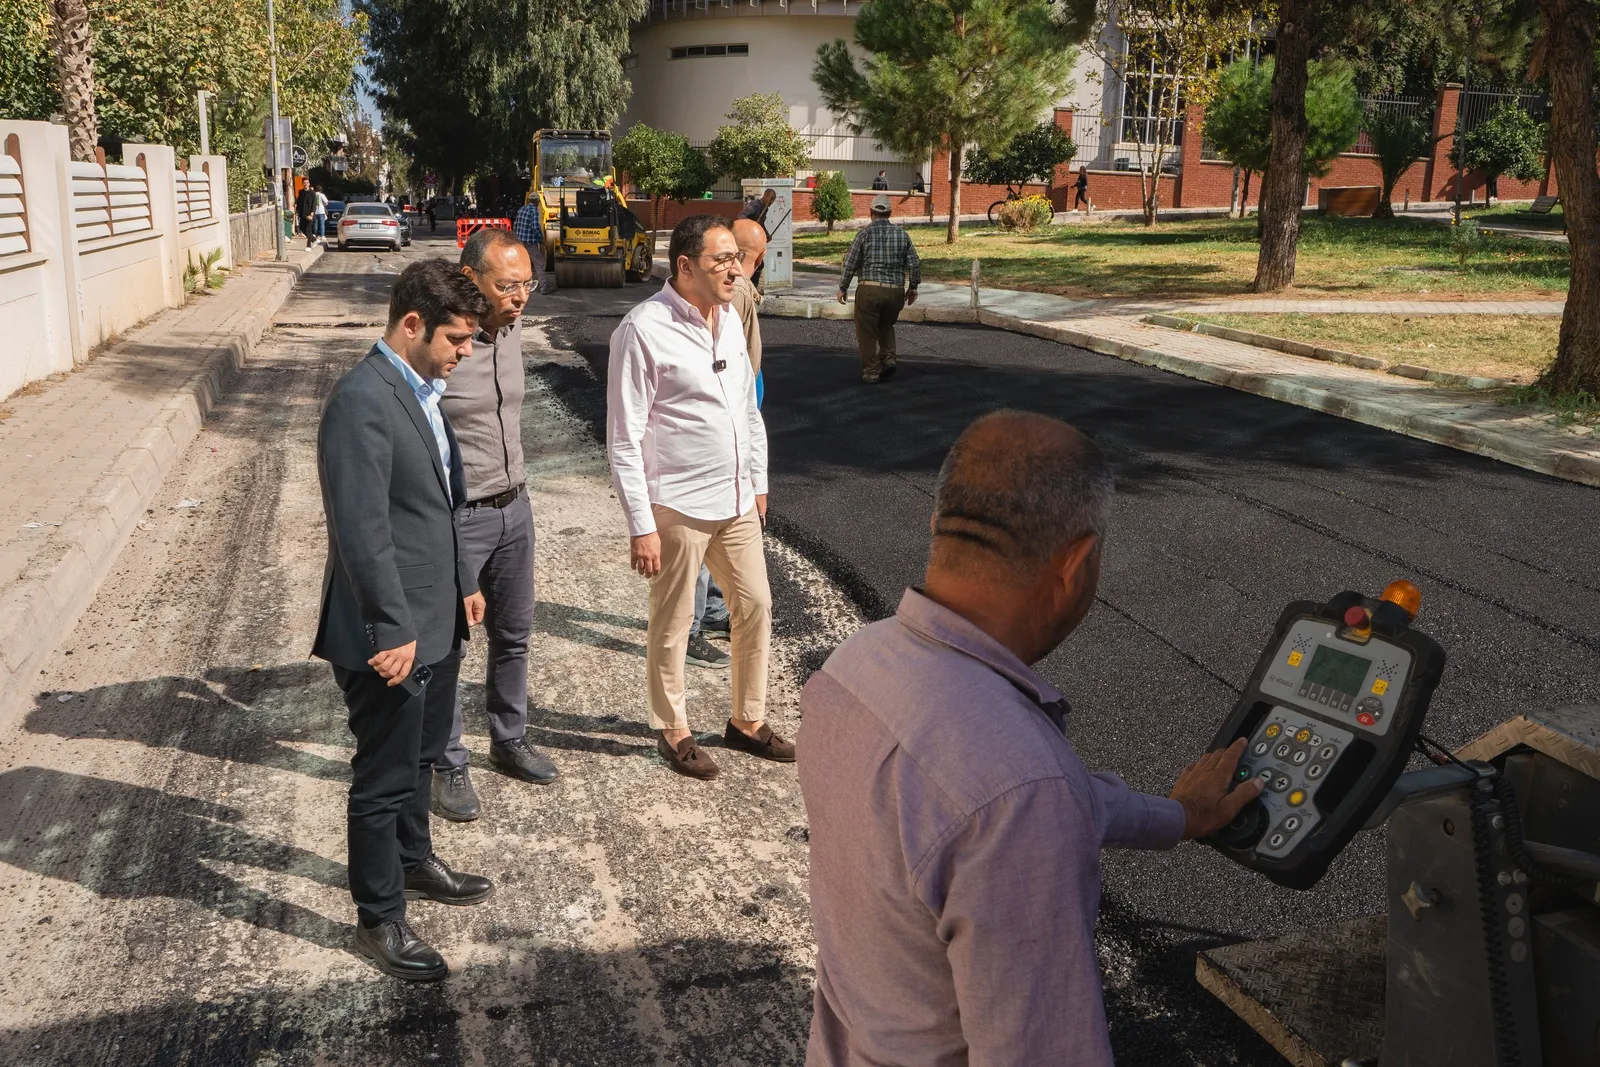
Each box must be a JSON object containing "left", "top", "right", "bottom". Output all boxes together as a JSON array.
[{"left": 646, "top": 505, "right": 772, "bottom": 731}]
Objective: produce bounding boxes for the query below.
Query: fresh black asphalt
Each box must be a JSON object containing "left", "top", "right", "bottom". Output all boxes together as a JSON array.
[{"left": 565, "top": 310, "right": 1600, "bottom": 1065}]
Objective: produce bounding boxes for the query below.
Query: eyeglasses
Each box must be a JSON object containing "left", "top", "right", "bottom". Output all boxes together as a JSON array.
[
  {"left": 491, "top": 279, "right": 537, "bottom": 295},
  {"left": 699, "top": 251, "right": 748, "bottom": 272}
]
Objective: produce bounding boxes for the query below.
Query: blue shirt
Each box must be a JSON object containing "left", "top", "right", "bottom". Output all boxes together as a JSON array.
[
  {"left": 376, "top": 340, "right": 452, "bottom": 498},
  {"left": 512, "top": 202, "right": 545, "bottom": 250}
]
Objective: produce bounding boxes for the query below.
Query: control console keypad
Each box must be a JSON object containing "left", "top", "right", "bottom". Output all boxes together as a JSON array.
[{"left": 1233, "top": 708, "right": 1354, "bottom": 858}]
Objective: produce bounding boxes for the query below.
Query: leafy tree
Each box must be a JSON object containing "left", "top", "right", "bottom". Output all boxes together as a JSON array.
[
  {"left": 361, "top": 0, "right": 644, "bottom": 185},
  {"left": 0, "top": 0, "right": 56, "bottom": 121},
  {"left": 706, "top": 93, "right": 811, "bottom": 180},
  {"left": 2, "top": 0, "right": 363, "bottom": 207},
  {"left": 613, "top": 123, "right": 716, "bottom": 238},
  {"left": 810, "top": 170, "right": 854, "bottom": 233},
  {"left": 1366, "top": 110, "right": 1432, "bottom": 218},
  {"left": 1452, "top": 101, "right": 1547, "bottom": 195},
  {"left": 1204, "top": 58, "right": 1363, "bottom": 223},
  {"left": 813, "top": 0, "right": 1093, "bottom": 244},
  {"left": 1082, "top": 0, "right": 1262, "bottom": 226},
  {"left": 963, "top": 121, "right": 1076, "bottom": 195}
]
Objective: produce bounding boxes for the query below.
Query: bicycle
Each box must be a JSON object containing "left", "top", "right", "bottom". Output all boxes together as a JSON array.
[{"left": 987, "top": 186, "right": 1027, "bottom": 226}]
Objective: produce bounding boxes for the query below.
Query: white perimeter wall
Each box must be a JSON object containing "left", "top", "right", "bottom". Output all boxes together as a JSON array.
[{"left": 0, "top": 121, "right": 233, "bottom": 401}]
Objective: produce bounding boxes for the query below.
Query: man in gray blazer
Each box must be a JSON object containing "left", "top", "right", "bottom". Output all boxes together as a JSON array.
[{"left": 314, "top": 258, "right": 493, "bottom": 981}]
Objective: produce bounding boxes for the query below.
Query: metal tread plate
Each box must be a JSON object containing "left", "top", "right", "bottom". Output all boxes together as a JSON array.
[
  {"left": 1457, "top": 704, "right": 1600, "bottom": 781},
  {"left": 1196, "top": 914, "right": 1386, "bottom": 1067}
]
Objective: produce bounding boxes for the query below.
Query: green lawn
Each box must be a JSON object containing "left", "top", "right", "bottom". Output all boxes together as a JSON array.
[
  {"left": 1187, "top": 312, "right": 1559, "bottom": 383},
  {"left": 1463, "top": 202, "right": 1568, "bottom": 232},
  {"left": 795, "top": 215, "right": 1568, "bottom": 300}
]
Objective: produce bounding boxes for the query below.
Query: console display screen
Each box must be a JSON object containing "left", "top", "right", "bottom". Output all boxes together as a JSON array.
[{"left": 1303, "top": 645, "right": 1371, "bottom": 695}]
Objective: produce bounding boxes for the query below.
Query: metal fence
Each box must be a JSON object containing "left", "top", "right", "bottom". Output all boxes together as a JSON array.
[
  {"left": 1349, "top": 95, "right": 1436, "bottom": 156},
  {"left": 228, "top": 204, "right": 278, "bottom": 262},
  {"left": 1458, "top": 89, "right": 1549, "bottom": 134},
  {"left": 1071, "top": 111, "right": 1181, "bottom": 172}
]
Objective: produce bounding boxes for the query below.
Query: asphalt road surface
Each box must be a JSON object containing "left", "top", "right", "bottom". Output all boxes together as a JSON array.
[{"left": 564, "top": 307, "right": 1600, "bottom": 1065}]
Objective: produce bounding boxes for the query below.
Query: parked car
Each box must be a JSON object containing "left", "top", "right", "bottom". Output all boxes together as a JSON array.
[
  {"left": 337, "top": 203, "right": 404, "bottom": 252},
  {"left": 325, "top": 200, "right": 345, "bottom": 228},
  {"left": 397, "top": 213, "right": 413, "bottom": 246}
]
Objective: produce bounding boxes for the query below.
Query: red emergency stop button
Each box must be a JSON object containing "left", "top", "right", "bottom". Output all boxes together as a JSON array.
[
  {"left": 1357, "top": 712, "right": 1377, "bottom": 726},
  {"left": 1344, "top": 606, "right": 1371, "bottom": 627}
]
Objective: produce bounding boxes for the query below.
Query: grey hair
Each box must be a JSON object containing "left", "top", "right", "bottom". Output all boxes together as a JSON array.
[
  {"left": 459, "top": 226, "right": 524, "bottom": 272},
  {"left": 931, "top": 410, "right": 1113, "bottom": 574}
]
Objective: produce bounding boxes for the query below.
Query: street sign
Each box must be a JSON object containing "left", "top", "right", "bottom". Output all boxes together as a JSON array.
[
  {"left": 291, "top": 144, "right": 308, "bottom": 169},
  {"left": 262, "top": 117, "right": 293, "bottom": 169}
]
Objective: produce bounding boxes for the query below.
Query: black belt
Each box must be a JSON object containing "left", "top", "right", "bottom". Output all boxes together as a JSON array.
[{"left": 466, "top": 484, "right": 522, "bottom": 509}]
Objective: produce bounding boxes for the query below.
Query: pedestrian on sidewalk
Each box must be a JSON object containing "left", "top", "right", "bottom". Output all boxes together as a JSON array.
[
  {"left": 683, "top": 217, "right": 771, "bottom": 667},
  {"left": 426, "top": 199, "right": 437, "bottom": 233},
  {"left": 313, "top": 186, "right": 328, "bottom": 242},
  {"left": 797, "top": 410, "right": 1262, "bottom": 1064},
  {"left": 1073, "top": 166, "right": 1090, "bottom": 211},
  {"left": 512, "top": 198, "right": 554, "bottom": 294},
  {"left": 836, "top": 194, "right": 920, "bottom": 384},
  {"left": 425, "top": 229, "right": 559, "bottom": 823},
  {"left": 607, "top": 214, "right": 792, "bottom": 781},
  {"left": 296, "top": 183, "right": 318, "bottom": 248},
  {"left": 313, "top": 259, "right": 496, "bottom": 982}
]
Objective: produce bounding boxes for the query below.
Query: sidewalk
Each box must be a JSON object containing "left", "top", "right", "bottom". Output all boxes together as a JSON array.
[
  {"left": 764, "top": 273, "right": 1599, "bottom": 489},
  {"left": 0, "top": 243, "right": 322, "bottom": 721}
]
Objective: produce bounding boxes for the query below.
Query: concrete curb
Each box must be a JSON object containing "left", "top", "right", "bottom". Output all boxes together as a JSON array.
[
  {"left": 757, "top": 290, "right": 1600, "bottom": 490},
  {"left": 0, "top": 246, "right": 322, "bottom": 719},
  {"left": 1139, "top": 312, "right": 1519, "bottom": 390}
]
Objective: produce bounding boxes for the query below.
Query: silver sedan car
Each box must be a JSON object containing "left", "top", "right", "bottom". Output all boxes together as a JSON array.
[{"left": 337, "top": 203, "right": 407, "bottom": 252}]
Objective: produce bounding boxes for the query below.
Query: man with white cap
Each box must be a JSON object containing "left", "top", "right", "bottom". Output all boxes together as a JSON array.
[{"left": 836, "top": 193, "right": 920, "bottom": 384}]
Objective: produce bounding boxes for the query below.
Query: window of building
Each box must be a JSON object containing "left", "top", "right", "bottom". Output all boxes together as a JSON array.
[{"left": 670, "top": 43, "right": 749, "bottom": 59}]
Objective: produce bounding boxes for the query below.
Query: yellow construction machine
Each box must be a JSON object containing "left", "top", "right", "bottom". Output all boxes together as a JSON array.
[{"left": 527, "top": 129, "right": 653, "bottom": 288}]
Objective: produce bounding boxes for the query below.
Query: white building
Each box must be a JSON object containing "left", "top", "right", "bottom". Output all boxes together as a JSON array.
[{"left": 621, "top": 0, "right": 1124, "bottom": 190}]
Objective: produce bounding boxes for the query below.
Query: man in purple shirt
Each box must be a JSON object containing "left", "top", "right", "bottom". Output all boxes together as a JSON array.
[{"left": 797, "top": 410, "right": 1261, "bottom": 1066}]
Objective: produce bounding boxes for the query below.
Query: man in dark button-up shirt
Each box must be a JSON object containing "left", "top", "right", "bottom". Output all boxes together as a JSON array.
[
  {"left": 430, "top": 228, "right": 560, "bottom": 822},
  {"left": 798, "top": 411, "right": 1261, "bottom": 1065}
]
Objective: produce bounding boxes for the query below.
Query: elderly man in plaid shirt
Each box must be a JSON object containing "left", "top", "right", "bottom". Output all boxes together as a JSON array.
[
  {"left": 836, "top": 193, "right": 920, "bottom": 384},
  {"left": 512, "top": 199, "right": 554, "bottom": 293}
]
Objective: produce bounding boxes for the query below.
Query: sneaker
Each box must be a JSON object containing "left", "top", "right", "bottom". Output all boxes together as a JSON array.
[
  {"left": 686, "top": 632, "right": 731, "bottom": 669},
  {"left": 881, "top": 361, "right": 898, "bottom": 380},
  {"left": 431, "top": 766, "right": 481, "bottom": 822}
]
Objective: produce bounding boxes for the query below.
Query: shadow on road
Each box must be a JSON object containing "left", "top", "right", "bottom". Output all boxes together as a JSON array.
[
  {"left": 0, "top": 765, "right": 349, "bottom": 950},
  {"left": 0, "top": 936, "right": 814, "bottom": 1067},
  {"left": 27, "top": 663, "right": 352, "bottom": 782},
  {"left": 534, "top": 600, "right": 648, "bottom": 658}
]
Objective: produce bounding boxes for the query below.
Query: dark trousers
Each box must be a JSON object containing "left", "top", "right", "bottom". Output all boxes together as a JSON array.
[
  {"left": 441, "top": 494, "right": 535, "bottom": 770},
  {"left": 853, "top": 283, "right": 906, "bottom": 381},
  {"left": 333, "top": 650, "right": 462, "bottom": 927},
  {"left": 1074, "top": 188, "right": 1089, "bottom": 209}
]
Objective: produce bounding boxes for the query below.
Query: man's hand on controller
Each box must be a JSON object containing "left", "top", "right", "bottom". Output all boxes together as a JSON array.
[{"left": 1170, "top": 737, "right": 1264, "bottom": 840}]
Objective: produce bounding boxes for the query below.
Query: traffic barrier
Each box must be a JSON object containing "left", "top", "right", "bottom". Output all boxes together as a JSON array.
[{"left": 456, "top": 216, "right": 512, "bottom": 247}]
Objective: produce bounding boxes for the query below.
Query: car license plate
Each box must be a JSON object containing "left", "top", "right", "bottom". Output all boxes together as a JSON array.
[{"left": 359, "top": 222, "right": 379, "bottom": 229}]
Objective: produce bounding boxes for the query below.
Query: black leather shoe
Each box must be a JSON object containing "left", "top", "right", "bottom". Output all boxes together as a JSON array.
[
  {"left": 354, "top": 917, "right": 447, "bottom": 981},
  {"left": 404, "top": 852, "right": 494, "bottom": 906},
  {"left": 490, "top": 737, "right": 559, "bottom": 784},
  {"left": 431, "top": 766, "right": 481, "bottom": 822}
]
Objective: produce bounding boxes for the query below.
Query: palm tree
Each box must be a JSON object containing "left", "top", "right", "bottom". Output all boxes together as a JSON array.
[
  {"left": 1367, "top": 111, "right": 1432, "bottom": 220},
  {"left": 48, "top": 0, "right": 99, "bottom": 162}
]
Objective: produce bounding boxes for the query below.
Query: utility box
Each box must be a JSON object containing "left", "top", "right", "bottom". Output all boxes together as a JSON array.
[{"left": 740, "top": 177, "right": 793, "bottom": 291}]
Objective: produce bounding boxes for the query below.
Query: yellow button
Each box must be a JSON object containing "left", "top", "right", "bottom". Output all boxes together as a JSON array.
[
  {"left": 1287, "top": 651, "right": 1303, "bottom": 667},
  {"left": 1296, "top": 729, "right": 1312, "bottom": 743},
  {"left": 1372, "top": 679, "right": 1389, "bottom": 695},
  {"left": 1265, "top": 724, "right": 1281, "bottom": 738},
  {"left": 1288, "top": 790, "right": 1306, "bottom": 807}
]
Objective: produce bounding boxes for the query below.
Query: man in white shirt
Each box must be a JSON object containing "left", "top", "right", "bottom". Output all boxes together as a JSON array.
[
  {"left": 313, "top": 186, "right": 328, "bottom": 242},
  {"left": 606, "top": 215, "right": 792, "bottom": 780}
]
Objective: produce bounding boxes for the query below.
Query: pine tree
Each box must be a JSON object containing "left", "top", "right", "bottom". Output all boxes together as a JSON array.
[{"left": 813, "top": 0, "right": 1092, "bottom": 244}]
